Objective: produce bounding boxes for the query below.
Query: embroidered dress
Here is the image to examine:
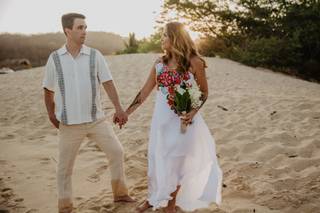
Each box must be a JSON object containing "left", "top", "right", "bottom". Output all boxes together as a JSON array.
[{"left": 147, "top": 62, "right": 223, "bottom": 211}]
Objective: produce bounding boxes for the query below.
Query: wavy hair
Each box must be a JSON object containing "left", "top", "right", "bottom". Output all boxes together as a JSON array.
[{"left": 162, "top": 22, "right": 206, "bottom": 73}]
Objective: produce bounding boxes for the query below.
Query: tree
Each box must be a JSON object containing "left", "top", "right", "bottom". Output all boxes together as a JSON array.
[
  {"left": 138, "top": 29, "right": 163, "bottom": 53},
  {"left": 160, "top": 0, "right": 320, "bottom": 81},
  {"left": 120, "top": 33, "right": 139, "bottom": 54}
]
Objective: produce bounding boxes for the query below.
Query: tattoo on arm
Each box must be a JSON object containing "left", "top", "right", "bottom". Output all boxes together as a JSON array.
[
  {"left": 196, "top": 94, "right": 207, "bottom": 111},
  {"left": 126, "top": 91, "right": 143, "bottom": 114}
]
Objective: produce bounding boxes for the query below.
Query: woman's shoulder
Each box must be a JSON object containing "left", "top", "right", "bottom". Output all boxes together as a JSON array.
[
  {"left": 190, "top": 55, "right": 205, "bottom": 67},
  {"left": 188, "top": 55, "right": 206, "bottom": 75}
]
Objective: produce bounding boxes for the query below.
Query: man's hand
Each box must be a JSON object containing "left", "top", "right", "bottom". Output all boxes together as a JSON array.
[
  {"left": 44, "top": 88, "right": 59, "bottom": 129},
  {"left": 102, "top": 81, "right": 129, "bottom": 129},
  {"left": 113, "top": 109, "right": 128, "bottom": 129},
  {"left": 49, "top": 113, "right": 60, "bottom": 129}
]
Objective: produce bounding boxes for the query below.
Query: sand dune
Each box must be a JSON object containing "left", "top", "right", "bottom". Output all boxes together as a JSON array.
[{"left": 1, "top": 54, "right": 320, "bottom": 213}]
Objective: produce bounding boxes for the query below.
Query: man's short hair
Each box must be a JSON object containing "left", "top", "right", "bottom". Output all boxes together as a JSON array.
[{"left": 61, "top": 13, "right": 86, "bottom": 35}]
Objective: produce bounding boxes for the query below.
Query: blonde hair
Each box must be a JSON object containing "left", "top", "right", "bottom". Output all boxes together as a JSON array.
[{"left": 162, "top": 22, "right": 206, "bottom": 73}]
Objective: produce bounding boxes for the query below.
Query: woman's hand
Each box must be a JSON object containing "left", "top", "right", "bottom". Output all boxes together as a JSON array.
[{"left": 180, "top": 109, "right": 198, "bottom": 125}]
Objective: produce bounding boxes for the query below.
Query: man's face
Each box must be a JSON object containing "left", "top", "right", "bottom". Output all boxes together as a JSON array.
[{"left": 65, "top": 18, "right": 87, "bottom": 44}]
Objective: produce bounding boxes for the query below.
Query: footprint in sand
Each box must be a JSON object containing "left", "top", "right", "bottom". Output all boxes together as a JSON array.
[
  {"left": 87, "top": 164, "right": 108, "bottom": 183},
  {"left": 0, "top": 134, "right": 15, "bottom": 140},
  {"left": 269, "top": 131, "right": 300, "bottom": 147},
  {"left": 1, "top": 188, "right": 13, "bottom": 198},
  {"left": 24, "top": 209, "right": 39, "bottom": 213},
  {"left": 219, "top": 146, "right": 240, "bottom": 160},
  {"left": 39, "top": 157, "right": 51, "bottom": 165},
  {"left": 75, "top": 196, "right": 84, "bottom": 201},
  {"left": 256, "top": 145, "right": 285, "bottom": 162},
  {"left": 87, "top": 174, "right": 100, "bottom": 183},
  {"left": 101, "top": 203, "right": 114, "bottom": 211},
  {"left": 132, "top": 184, "right": 148, "bottom": 194},
  {"left": 14, "top": 198, "right": 24, "bottom": 202}
]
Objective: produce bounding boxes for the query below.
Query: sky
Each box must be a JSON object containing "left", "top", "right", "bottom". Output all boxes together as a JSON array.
[{"left": 0, "top": 0, "right": 166, "bottom": 39}]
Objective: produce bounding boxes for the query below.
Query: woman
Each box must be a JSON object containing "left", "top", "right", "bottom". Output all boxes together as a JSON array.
[{"left": 124, "top": 22, "right": 222, "bottom": 213}]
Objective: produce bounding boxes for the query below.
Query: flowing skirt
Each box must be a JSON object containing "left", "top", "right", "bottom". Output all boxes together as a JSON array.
[{"left": 147, "top": 91, "right": 223, "bottom": 211}]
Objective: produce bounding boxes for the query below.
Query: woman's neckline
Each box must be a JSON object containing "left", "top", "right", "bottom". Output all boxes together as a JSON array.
[
  {"left": 162, "top": 63, "right": 177, "bottom": 70},
  {"left": 161, "top": 63, "right": 195, "bottom": 76}
]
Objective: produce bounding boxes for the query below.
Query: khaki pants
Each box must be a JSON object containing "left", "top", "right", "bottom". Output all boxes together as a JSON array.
[{"left": 57, "top": 118, "right": 128, "bottom": 212}]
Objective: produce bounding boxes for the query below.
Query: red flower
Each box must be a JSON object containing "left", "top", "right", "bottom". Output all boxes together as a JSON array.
[
  {"left": 183, "top": 74, "right": 189, "bottom": 80},
  {"left": 175, "top": 78, "right": 181, "bottom": 85},
  {"left": 167, "top": 99, "right": 174, "bottom": 106},
  {"left": 168, "top": 86, "right": 175, "bottom": 94}
]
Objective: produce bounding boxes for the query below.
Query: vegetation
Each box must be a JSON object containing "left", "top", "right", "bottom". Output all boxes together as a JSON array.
[
  {"left": 118, "top": 30, "right": 162, "bottom": 54},
  {"left": 160, "top": 0, "right": 320, "bottom": 82},
  {"left": 0, "top": 32, "right": 125, "bottom": 70}
]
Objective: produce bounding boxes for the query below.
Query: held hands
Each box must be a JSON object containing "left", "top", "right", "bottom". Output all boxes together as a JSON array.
[{"left": 113, "top": 108, "right": 128, "bottom": 129}]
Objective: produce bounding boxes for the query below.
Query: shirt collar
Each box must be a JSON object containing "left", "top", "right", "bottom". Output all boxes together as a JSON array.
[
  {"left": 57, "top": 44, "right": 90, "bottom": 56},
  {"left": 57, "top": 45, "right": 68, "bottom": 55},
  {"left": 80, "top": 45, "right": 90, "bottom": 55}
]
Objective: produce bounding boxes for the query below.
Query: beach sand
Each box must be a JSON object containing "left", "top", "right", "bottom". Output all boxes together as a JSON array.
[{"left": 1, "top": 54, "right": 320, "bottom": 213}]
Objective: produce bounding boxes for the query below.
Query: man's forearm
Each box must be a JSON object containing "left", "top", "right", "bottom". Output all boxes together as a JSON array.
[
  {"left": 44, "top": 88, "right": 55, "bottom": 116},
  {"left": 102, "top": 81, "right": 123, "bottom": 111},
  {"left": 44, "top": 88, "right": 60, "bottom": 128}
]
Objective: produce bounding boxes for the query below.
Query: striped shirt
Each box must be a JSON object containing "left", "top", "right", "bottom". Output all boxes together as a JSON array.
[{"left": 42, "top": 45, "right": 113, "bottom": 125}]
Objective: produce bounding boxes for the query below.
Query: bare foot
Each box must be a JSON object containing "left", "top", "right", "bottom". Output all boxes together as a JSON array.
[
  {"left": 136, "top": 200, "right": 152, "bottom": 212},
  {"left": 59, "top": 207, "right": 73, "bottom": 213},
  {"left": 114, "top": 195, "right": 136, "bottom": 202},
  {"left": 163, "top": 206, "right": 177, "bottom": 213}
]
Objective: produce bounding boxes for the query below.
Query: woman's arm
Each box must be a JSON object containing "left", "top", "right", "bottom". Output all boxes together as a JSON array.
[
  {"left": 192, "top": 56, "right": 208, "bottom": 110},
  {"left": 181, "top": 56, "right": 208, "bottom": 124},
  {"left": 125, "top": 64, "right": 157, "bottom": 115}
]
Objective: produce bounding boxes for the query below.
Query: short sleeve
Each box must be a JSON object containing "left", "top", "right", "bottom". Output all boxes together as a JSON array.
[
  {"left": 96, "top": 50, "right": 113, "bottom": 83},
  {"left": 42, "top": 54, "right": 55, "bottom": 91}
]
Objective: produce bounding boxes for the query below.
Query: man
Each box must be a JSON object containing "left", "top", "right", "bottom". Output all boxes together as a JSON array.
[{"left": 42, "top": 13, "right": 134, "bottom": 213}]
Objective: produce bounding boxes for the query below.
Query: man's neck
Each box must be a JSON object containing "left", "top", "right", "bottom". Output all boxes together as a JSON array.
[{"left": 66, "top": 41, "right": 82, "bottom": 58}]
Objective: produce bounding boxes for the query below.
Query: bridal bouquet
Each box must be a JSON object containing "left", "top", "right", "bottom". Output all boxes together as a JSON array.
[
  {"left": 166, "top": 77, "right": 203, "bottom": 133},
  {"left": 156, "top": 65, "right": 203, "bottom": 133}
]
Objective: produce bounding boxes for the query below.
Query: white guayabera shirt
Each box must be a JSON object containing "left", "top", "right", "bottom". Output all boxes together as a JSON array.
[{"left": 42, "top": 45, "right": 113, "bottom": 125}]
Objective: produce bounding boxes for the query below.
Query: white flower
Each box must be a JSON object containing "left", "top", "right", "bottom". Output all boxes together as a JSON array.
[
  {"left": 188, "top": 84, "right": 203, "bottom": 108},
  {"left": 186, "top": 78, "right": 196, "bottom": 88},
  {"left": 177, "top": 86, "right": 186, "bottom": 95}
]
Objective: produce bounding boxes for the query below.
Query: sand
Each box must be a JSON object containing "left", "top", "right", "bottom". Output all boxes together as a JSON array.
[{"left": 1, "top": 53, "right": 320, "bottom": 213}]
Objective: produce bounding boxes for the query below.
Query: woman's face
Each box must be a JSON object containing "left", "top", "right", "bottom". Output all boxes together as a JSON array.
[{"left": 161, "top": 28, "right": 171, "bottom": 51}]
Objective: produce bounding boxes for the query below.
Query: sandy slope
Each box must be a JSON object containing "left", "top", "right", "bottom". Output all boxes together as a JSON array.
[{"left": 1, "top": 54, "right": 320, "bottom": 213}]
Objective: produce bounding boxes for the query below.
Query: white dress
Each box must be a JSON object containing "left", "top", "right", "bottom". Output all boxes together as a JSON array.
[{"left": 147, "top": 62, "right": 223, "bottom": 211}]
